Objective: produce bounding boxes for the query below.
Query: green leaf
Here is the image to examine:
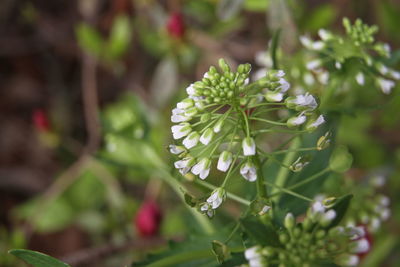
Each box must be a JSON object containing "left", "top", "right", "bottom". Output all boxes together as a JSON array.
[
  {"left": 240, "top": 216, "right": 280, "bottom": 247},
  {"left": 211, "top": 240, "right": 230, "bottom": 263},
  {"left": 326, "top": 194, "right": 353, "bottom": 228},
  {"left": 106, "top": 15, "right": 132, "bottom": 59},
  {"left": 243, "top": 0, "right": 269, "bottom": 12},
  {"left": 270, "top": 28, "right": 281, "bottom": 69},
  {"left": 302, "top": 4, "right": 337, "bottom": 32},
  {"left": 329, "top": 145, "right": 353, "bottom": 173},
  {"left": 75, "top": 23, "right": 104, "bottom": 57},
  {"left": 9, "top": 249, "right": 70, "bottom": 267}
]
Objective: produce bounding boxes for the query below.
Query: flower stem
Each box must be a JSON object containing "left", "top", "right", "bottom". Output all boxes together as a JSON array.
[
  {"left": 195, "top": 180, "right": 251, "bottom": 206},
  {"left": 254, "top": 153, "right": 267, "bottom": 198}
]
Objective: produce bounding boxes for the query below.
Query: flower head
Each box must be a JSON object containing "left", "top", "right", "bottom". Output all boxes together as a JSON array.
[
  {"left": 207, "top": 188, "right": 226, "bottom": 209},
  {"left": 240, "top": 161, "right": 257, "bottom": 182}
]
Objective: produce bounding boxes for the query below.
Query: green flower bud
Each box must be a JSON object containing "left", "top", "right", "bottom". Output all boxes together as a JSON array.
[
  {"left": 218, "top": 58, "right": 230, "bottom": 72},
  {"left": 284, "top": 213, "right": 295, "bottom": 229},
  {"left": 200, "top": 113, "right": 211, "bottom": 123},
  {"left": 279, "top": 233, "right": 290, "bottom": 243}
]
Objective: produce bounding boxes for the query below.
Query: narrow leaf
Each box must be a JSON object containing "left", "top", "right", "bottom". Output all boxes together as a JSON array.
[{"left": 9, "top": 249, "right": 70, "bottom": 267}]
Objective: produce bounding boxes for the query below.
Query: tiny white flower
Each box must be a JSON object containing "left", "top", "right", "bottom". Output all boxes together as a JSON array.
[
  {"left": 244, "top": 246, "right": 262, "bottom": 260},
  {"left": 177, "top": 98, "right": 194, "bottom": 109},
  {"left": 217, "top": 151, "right": 233, "bottom": 172},
  {"left": 242, "top": 137, "right": 256, "bottom": 156},
  {"left": 278, "top": 78, "right": 290, "bottom": 92},
  {"left": 335, "top": 61, "right": 342, "bottom": 69},
  {"left": 252, "top": 68, "right": 267, "bottom": 81},
  {"left": 351, "top": 238, "right": 370, "bottom": 253},
  {"left": 390, "top": 70, "right": 400, "bottom": 80},
  {"left": 191, "top": 158, "right": 211, "bottom": 180},
  {"left": 312, "top": 41, "right": 325, "bottom": 50},
  {"left": 244, "top": 77, "right": 250, "bottom": 85},
  {"left": 303, "top": 73, "right": 315, "bottom": 86},
  {"left": 300, "top": 35, "right": 313, "bottom": 49},
  {"left": 344, "top": 255, "right": 359, "bottom": 266},
  {"left": 169, "top": 144, "right": 185, "bottom": 154},
  {"left": 321, "top": 209, "right": 336, "bottom": 224},
  {"left": 381, "top": 208, "right": 391, "bottom": 220},
  {"left": 240, "top": 161, "right": 257, "bottom": 182},
  {"left": 318, "top": 29, "right": 332, "bottom": 40},
  {"left": 255, "top": 51, "right": 273, "bottom": 67},
  {"left": 377, "top": 78, "right": 395, "bottom": 94},
  {"left": 186, "top": 84, "right": 196, "bottom": 95},
  {"left": 171, "top": 123, "right": 191, "bottom": 139},
  {"left": 200, "top": 128, "right": 214, "bottom": 145},
  {"left": 259, "top": 205, "right": 271, "bottom": 215},
  {"left": 378, "top": 63, "right": 389, "bottom": 75},
  {"left": 287, "top": 113, "right": 306, "bottom": 127},
  {"left": 203, "top": 72, "right": 210, "bottom": 79},
  {"left": 207, "top": 188, "right": 226, "bottom": 209},
  {"left": 355, "top": 72, "right": 365, "bottom": 85},
  {"left": 289, "top": 93, "right": 318, "bottom": 111},
  {"left": 306, "top": 59, "right": 322, "bottom": 71},
  {"left": 317, "top": 71, "right": 329, "bottom": 84},
  {"left": 265, "top": 91, "right": 285, "bottom": 102},
  {"left": 383, "top": 43, "right": 391, "bottom": 55},
  {"left": 200, "top": 202, "right": 214, "bottom": 218},
  {"left": 213, "top": 120, "right": 224, "bottom": 133},
  {"left": 174, "top": 157, "right": 195, "bottom": 175},
  {"left": 311, "top": 201, "right": 325, "bottom": 214},
  {"left": 370, "top": 174, "right": 386, "bottom": 187},
  {"left": 171, "top": 113, "right": 189, "bottom": 123},
  {"left": 182, "top": 131, "right": 200, "bottom": 149},
  {"left": 369, "top": 217, "right": 381, "bottom": 232},
  {"left": 378, "top": 195, "right": 390, "bottom": 207},
  {"left": 345, "top": 226, "right": 365, "bottom": 240},
  {"left": 307, "top": 115, "right": 325, "bottom": 131}
]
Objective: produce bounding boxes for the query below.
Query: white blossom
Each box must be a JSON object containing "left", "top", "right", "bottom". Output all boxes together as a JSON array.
[
  {"left": 351, "top": 238, "right": 370, "bottom": 253},
  {"left": 191, "top": 158, "right": 211, "bottom": 180},
  {"left": 200, "top": 128, "right": 214, "bottom": 145},
  {"left": 288, "top": 93, "right": 318, "bottom": 111},
  {"left": 287, "top": 113, "right": 306, "bottom": 127},
  {"left": 335, "top": 61, "right": 342, "bottom": 69},
  {"left": 255, "top": 51, "right": 273, "bottom": 68},
  {"left": 186, "top": 84, "right": 196, "bottom": 95},
  {"left": 200, "top": 202, "right": 214, "bottom": 218},
  {"left": 174, "top": 157, "right": 195, "bottom": 175},
  {"left": 176, "top": 98, "right": 194, "bottom": 109},
  {"left": 217, "top": 151, "right": 233, "bottom": 172},
  {"left": 242, "top": 137, "right": 256, "bottom": 156},
  {"left": 317, "top": 71, "right": 329, "bottom": 84},
  {"left": 356, "top": 72, "right": 365, "bottom": 85},
  {"left": 182, "top": 131, "right": 200, "bottom": 149},
  {"left": 307, "top": 115, "right": 325, "bottom": 131},
  {"left": 169, "top": 145, "right": 185, "bottom": 155},
  {"left": 171, "top": 123, "right": 191, "bottom": 139},
  {"left": 303, "top": 73, "right": 315, "bottom": 86},
  {"left": 377, "top": 78, "right": 395, "bottom": 94},
  {"left": 390, "top": 70, "right": 400, "bottom": 80},
  {"left": 306, "top": 59, "right": 322, "bottom": 71},
  {"left": 240, "top": 162, "right": 257, "bottom": 182},
  {"left": 213, "top": 120, "right": 223, "bottom": 133},
  {"left": 207, "top": 188, "right": 226, "bottom": 209},
  {"left": 318, "top": 29, "right": 332, "bottom": 40}
]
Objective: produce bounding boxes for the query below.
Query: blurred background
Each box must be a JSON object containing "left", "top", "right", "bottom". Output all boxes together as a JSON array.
[{"left": 1, "top": 0, "right": 400, "bottom": 266}]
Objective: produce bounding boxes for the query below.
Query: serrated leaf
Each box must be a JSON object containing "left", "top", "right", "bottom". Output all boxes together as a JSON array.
[
  {"left": 326, "top": 194, "right": 353, "bottom": 228},
  {"left": 240, "top": 216, "right": 280, "bottom": 247},
  {"left": 9, "top": 249, "right": 70, "bottom": 267},
  {"left": 329, "top": 145, "right": 353, "bottom": 173}
]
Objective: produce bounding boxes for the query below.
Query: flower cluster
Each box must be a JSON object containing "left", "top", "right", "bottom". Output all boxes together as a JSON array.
[
  {"left": 242, "top": 200, "right": 370, "bottom": 267},
  {"left": 170, "top": 59, "right": 326, "bottom": 215},
  {"left": 300, "top": 18, "right": 399, "bottom": 94}
]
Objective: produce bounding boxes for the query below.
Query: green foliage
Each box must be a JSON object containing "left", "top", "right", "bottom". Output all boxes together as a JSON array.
[
  {"left": 329, "top": 145, "right": 353, "bottom": 173},
  {"left": 9, "top": 249, "right": 70, "bottom": 267}
]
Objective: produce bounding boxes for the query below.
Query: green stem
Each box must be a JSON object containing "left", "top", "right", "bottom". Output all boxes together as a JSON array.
[
  {"left": 254, "top": 153, "right": 267, "bottom": 198},
  {"left": 287, "top": 167, "right": 330, "bottom": 191},
  {"left": 264, "top": 180, "right": 313, "bottom": 202},
  {"left": 195, "top": 180, "right": 251, "bottom": 206},
  {"left": 271, "top": 136, "right": 301, "bottom": 199},
  {"left": 249, "top": 117, "right": 287, "bottom": 126}
]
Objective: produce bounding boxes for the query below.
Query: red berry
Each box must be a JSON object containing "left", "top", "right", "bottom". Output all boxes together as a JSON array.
[
  {"left": 167, "top": 12, "right": 185, "bottom": 39},
  {"left": 134, "top": 200, "right": 162, "bottom": 237},
  {"left": 32, "top": 109, "right": 50, "bottom": 132}
]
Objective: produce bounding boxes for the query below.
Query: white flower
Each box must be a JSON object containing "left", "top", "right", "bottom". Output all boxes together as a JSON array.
[
  {"left": 278, "top": 77, "right": 290, "bottom": 92},
  {"left": 378, "top": 63, "right": 389, "bottom": 75},
  {"left": 177, "top": 98, "right": 194, "bottom": 109},
  {"left": 288, "top": 93, "right": 318, "bottom": 111},
  {"left": 307, "top": 115, "right": 325, "bottom": 131},
  {"left": 265, "top": 91, "right": 285, "bottom": 102},
  {"left": 186, "top": 84, "right": 196, "bottom": 95},
  {"left": 259, "top": 205, "right": 271, "bottom": 215},
  {"left": 377, "top": 78, "right": 395, "bottom": 94},
  {"left": 287, "top": 113, "right": 306, "bottom": 127},
  {"left": 303, "top": 73, "right": 315, "bottom": 86},
  {"left": 240, "top": 161, "right": 257, "bottom": 182},
  {"left": 276, "top": 70, "right": 285, "bottom": 77},
  {"left": 318, "top": 29, "right": 332, "bottom": 40},
  {"left": 245, "top": 246, "right": 265, "bottom": 267},
  {"left": 381, "top": 208, "right": 391, "bottom": 220},
  {"left": 300, "top": 35, "right": 313, "bottom": 48},
  {"left": 207, "top": 188, "right": 226, "bottom": 209},
  {"left": 174, "top": 157, "right": 195, "bottom": 175},
  {"left": 213, "top": 120, "right": 223, "bottom": 133},
  {"left": 306, "top": 59, "right": 322, "bottom": 71},
  {"left": 311, "top": 201, "right": 325, "bottom": 214},
  {"left": 383, "top": 43, "right": 391, "bottom": 55},
  {"left": 255, "top": 51, "right": 273, "bottom": 68},
  {"left": 351, "top": 238, "right": 370, "bottom": 253},
  {"left": 253, "top": 68, "right": 267, "bottom": 81},
  {"left": 378, "top": 195, "right": 390, "bottom": 206},
  {"left": 171, "top": 123, "right": 191, "bottom": 139},
  {"left": 191, "top": 158, "right": 211, "bottom": 180},
  {"left": 317, "top": 71, "right": 329, "bottom": 84},
  {"left": 390, "top": 70, "right": 400, "bottom": 80},
  {"left": 242, "top": 137, "right": 256, "bottom": 156},
  {"left": 341, "top": 255, "right": 359, "bottom": 266},
  {"left": 182, "top": 131, "right": 200, "bottom": 149},
  {"left": 200, "top": 202, "right": 214, "bottom": 218},
  {"left": 369, "top": 217, "right": 381, "bottom": 232},
  {"left": 217, "top": 151, "right": 233, "bottom": 172},
  {"left": 356, "top": 72, "right": 365, "bottom": 85},
  {"left": 335, "top": 61, "right": 342, "bottom": 69},
  {"left": 200, "top": 128, "right": 214, "bottom": 145},
  {"left": 169, "top": 145, "right": 185, "bottom": 155},
  {"left": 312, "top": 41, "right": 325, "bottom": 50},
  {"left": 321, "top": 209, "right": 336, "bottom": 225}
]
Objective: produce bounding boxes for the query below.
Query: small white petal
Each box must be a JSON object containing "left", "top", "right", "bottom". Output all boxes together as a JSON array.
[
  {"left": 169, "top": 145, "right": 185, "bottom": 154},
  {"left": 306, "top": 59, "right": 321, "bottom": 71},
  {"left": 200, "top": 128, "right": 213, "bottom": 145},
  {"left": 303, "top": 73, "right": 315, "bottom": 85},
  {"left": 335, "top": 61, "right": 342, "bottom": 69},
  {"left": 377, "top": 78, "right": 395, "bottom": 94},
  {"left": 351, "top": 238, "right": 370, "bottom": 253},
  {"left": 240, "top": 162, "right": 257, "bottom": 182},
  {"left": 217, "top": 151, "right": 233, "bottom": 172},
  {"left": 182, "top": 132, "right": 199, "bottom": 149},
  {"left": 356, "top": 72, "right": 365, "bottom": 85},
  {"left": 242, "top": 137, "right": 256, "bottom": 156}
]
